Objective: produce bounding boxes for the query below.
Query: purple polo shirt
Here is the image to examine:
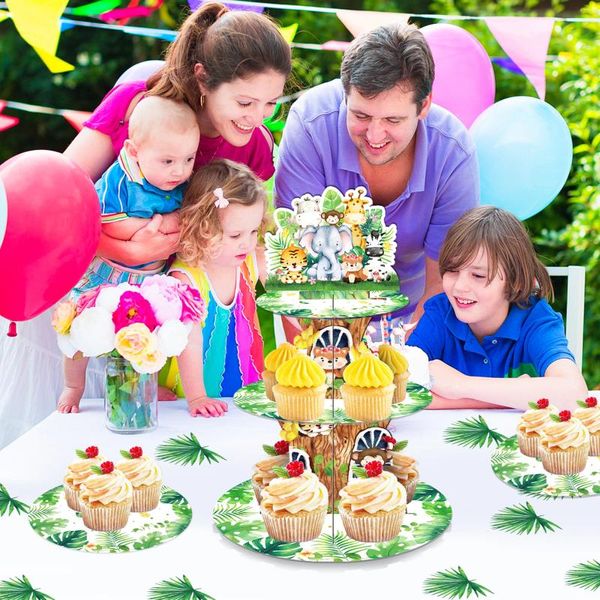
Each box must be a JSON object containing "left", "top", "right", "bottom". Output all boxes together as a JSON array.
[{"left": 275, "top": 79, "right": 479, "bottom": 316}]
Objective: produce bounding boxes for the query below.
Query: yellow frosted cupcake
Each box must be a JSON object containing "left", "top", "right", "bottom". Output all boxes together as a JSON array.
[
  {"left": 116, "top": 446, "right": 162, "bottom": 512},
  {"left": 339, "top": 461, "right": 406, "bottom": 542},
  {"left": 263, "top": 343, "right": 298, "bottom": 401},
  {"left": 63, "top": 446, "right": 104, "bottom": 511},
  {"left": 540, "top": 410, "right": 590, "bottom": 474},
  {"left": 273, "top": 354, "right": 327, "bottom": 421},
  {"left": 574, "top": 397, "right": 600, "bottom": 456},
  {"left": 341, "top": 352, "right": 395, "bottom": 421},
  {"left": 517, "top": 399, "right": 556, "bottom": 458},
  {"left": 260, "top": 460, "right": 328, "bottom": 542},
  {"left": 387, "top": 451, "right": 419, "bottom": 503},
  {"left": 377, "top": 344, "right": 410, "bottom": 403},
  {"left": 79, "top": 461, "right": 133, "bottom": 531},
  {"left": 251, "top": 440, "right": 290, "bottom": 503}
]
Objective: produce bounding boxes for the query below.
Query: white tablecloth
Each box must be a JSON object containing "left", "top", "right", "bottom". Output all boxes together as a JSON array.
[{"left": 0, "top": 399, "right": 597, "bottom": 599}]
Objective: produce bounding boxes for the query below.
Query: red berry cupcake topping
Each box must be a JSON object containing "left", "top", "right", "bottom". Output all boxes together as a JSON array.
[
  {"left": 383, "top": 435, "right": 397, "bottom": 445},
  {"left": 100, "top": 461, "right": 115, "bottom": 474},
  {"left": 536, "top": 399, "right": 550, "bottom": 409},
  {"left": 286, "top": 460, "right": 304, "bottom": 477},
  {"left": 365, "top": 461, "right": 383, "bottom": 477},
  {"left": 585, "top": 397, "right": 598, "bottom": 408},
  {"left": 129, "top": 446, "right": 143, "bottom": 459},
  {"left": 85, "top": 446, "right": 99, "bottom": 458},
  {"left": 274, "top": 440, "right": 290, "bottom": 455},
  {"left": 559, "top": 410, "right": 572, "bottom": 422}
]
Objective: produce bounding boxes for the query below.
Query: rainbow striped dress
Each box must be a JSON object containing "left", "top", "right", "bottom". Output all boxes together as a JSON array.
[{"left": 162, "top": 255, "right": 265, "bottom": 398}]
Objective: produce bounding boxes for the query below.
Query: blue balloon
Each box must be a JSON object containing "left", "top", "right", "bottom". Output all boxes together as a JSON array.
[
  {"left": 115, "top": 60, "right": 165, "bottom": 86},
  {"left": 470, "top": 96, "right": 572, "bottom": 220}
]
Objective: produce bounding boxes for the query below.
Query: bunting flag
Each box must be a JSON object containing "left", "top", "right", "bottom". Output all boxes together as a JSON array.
[
  {"left": 485, "top": 17, "right": 555, "bottom": 99},
  {"left": 100, "top": 0, "right": 164, "bottom": 23},
  {"left": 278, "top": 23, "right": 298, "bottom": 45},
  {"left": 62, "top": 110, "right": 93, "bottom": 132},
  {"left": 321, "top": 40, "right": 350, "bottom": 52},
  {"left": 5, "top": 0, "right": 74, "bottom": 73},
  {"left": 70, "top": 0, "right": 121, "bottom": 17},
  {"left": 336, "top": 9, "right": 409, "bottom": 38},
  {"left": 188, "top": 0, "right": 264, "bottom": 12},
  {"left": 0, "top": 101, "right": 19, "bottom": 133}
]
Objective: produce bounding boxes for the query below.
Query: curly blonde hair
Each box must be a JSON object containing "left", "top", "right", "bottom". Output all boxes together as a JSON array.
[{"left": 178, "top": 159, "right": 267, "bottom": 265}]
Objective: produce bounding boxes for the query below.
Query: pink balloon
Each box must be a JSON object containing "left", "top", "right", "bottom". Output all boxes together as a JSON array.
[
  {"left": 0, "top": 151, "right": 100, "bottom": 321},
  {"left": 422, "top": 24, "right": 495, "bottom": 128}
]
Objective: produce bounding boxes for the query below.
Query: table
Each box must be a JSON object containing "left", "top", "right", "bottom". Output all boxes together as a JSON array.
[{"left": 0, "top": 399, "right": 598, "bottom": 599}]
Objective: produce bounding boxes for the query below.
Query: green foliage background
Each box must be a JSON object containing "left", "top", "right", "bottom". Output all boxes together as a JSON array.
[{"left": 0, "top": 0, "right": 597, "bottom": 385}]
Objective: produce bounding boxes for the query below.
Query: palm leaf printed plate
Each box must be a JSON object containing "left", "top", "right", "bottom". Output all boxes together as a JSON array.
[
  {"left": 28, "top": 485, "right": 192, "bottom": 553},
  {"left": 213, "top": 480, "right": 451, "bottom": 562},
  {"left": 234, "top": 381, "right": 431, "bottom": 424},
  {"left": 257, "top": 292, "right": 408, "bottom": 319},
  {"left": 491, "top": 436, "right": 600, "bottom": 498}
]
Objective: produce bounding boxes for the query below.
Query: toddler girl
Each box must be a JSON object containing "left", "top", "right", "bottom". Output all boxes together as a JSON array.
[
  {"left": 162, "top": 159, "right": 268, "bottom": 417},
  {"left": 407, "top": 206, "right": 588, "bottom": 410}
]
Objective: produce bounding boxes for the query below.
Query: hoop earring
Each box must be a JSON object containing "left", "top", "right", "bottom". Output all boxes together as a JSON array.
[{"left": 200, "top": 95, "right": 205, "bottom": 109}]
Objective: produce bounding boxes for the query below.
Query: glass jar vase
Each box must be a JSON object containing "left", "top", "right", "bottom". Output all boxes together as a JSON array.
[{"left": 104, "top": 354, "right": 158, "bottom": 433}]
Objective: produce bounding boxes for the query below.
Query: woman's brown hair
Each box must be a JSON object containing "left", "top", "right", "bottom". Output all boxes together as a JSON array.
[
  {"left": 147, "top": 2, "right": 291, "bottom": 113},
  {"left": 178, "top": 159, "right": 267, "bottom": 266},
  {"left": 439, "top": 206, "right": 553, "bottom": 307}
]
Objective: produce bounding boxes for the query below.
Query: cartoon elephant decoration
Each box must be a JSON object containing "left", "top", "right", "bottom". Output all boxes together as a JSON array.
[{"left": 298, "top": 224, "right": 353, "bottom": 281}]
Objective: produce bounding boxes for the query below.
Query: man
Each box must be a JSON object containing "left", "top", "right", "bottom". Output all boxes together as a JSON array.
[{"left": 275, "top": 23, "right": 479, "bottom": 326}]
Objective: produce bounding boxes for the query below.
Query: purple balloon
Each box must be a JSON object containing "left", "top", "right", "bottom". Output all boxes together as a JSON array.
[
  {"left": 115, "top": 60, "right": 165, "bottom": 86},
  {"left": 422, "top": 24, "right": 495, "bottom": 128}
]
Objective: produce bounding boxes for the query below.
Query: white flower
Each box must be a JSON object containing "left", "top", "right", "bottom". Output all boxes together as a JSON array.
[
  {"left": 69, "top": 307, "right": 115, "bottom": 356},
  {"left": 156, "top": 320, "right": 190, "bottom": 357},
  {"left": 95, "top": 282, "right": 138, "bottom": 313},
  {"left": 57, "top": 333, "right": 78, "bottom": 359}
]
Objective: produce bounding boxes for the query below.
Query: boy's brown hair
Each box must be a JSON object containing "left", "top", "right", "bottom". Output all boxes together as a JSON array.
[
  {"left": 178, "top": 159, "right": 267, "bottom": 266},
  {"left": 439, "top": 206, "right": 553, "bottom": 307}
]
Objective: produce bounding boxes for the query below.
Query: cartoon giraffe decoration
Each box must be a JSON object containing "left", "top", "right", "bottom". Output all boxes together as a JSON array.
[{"left": 342, "top": 187, "right": 372, "bottom": 249}]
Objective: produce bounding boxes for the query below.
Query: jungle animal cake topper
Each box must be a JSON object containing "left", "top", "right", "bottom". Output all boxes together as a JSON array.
[{"left": 265, "top": 186, "right": 397, "bottom": 287}]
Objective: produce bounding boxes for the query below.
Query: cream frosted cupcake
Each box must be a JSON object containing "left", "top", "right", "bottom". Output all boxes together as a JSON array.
[
  {"left": 341, "top": 352, "right": 395, "bottom": 421},
  {"left": 540, "top": 410, "right": 590, "bottom": 474},
  {"left": 263, "top": 343, "right": 298, "bottom": 401},
  {"left": 517, "top": 399, "right": 556, "bottom": 458},
  {"left": 387, "top": 450, "right": 419, "bottom": 503},
  {"left": 251, "top": 440, "right": 290, "bottom": 503},
  {"left": 574, "top": 397, "right": 600, "bottom": 456},
  {"left": 273, "top": 354, "right": 327, "bottom": 422},
  {"left": 79, "top": 461, "right": 133, "bottom": 531},
  {"left": 377, "top": 344, "right": 410, "bottom": 403},
  {"left": 260, "top": 460, "right": 328, "bottom": 542},
  {"left": 339, "top": 461, "right": 406, "bottom": 542},
  {"left": 117, "top": 446, "right": 162, "bottom": 512},
  {"left": 63, "top": 446, "right": 104, "bottom": 511}
]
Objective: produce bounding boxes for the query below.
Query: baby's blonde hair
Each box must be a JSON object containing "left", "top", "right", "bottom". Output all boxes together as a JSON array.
[
  {"left": 128, "top": 96, "right": 199, "bottom": 146},
  {"left": 178, "top": 159, "right": 267, "bottom": 265}
]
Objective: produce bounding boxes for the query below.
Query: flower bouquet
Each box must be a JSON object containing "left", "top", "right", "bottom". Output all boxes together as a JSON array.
[{"left": 53, "top": 275, "right": 205, "bottom": 432}]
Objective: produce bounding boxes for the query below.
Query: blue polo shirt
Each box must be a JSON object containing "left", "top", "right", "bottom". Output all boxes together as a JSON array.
[
  {"left": 96, "top": 147, "right": 184, "bottom": 223},
  {"left": 406, "top": 293, "right": 575, "bottom": 377}
]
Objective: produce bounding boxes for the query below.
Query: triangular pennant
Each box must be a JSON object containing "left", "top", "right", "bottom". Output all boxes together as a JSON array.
[
  {"left": 5, "top": 0, "right": 74, "bottom": 73},
  {"left": 337, "top": 9, "right": 408, "bottom": 38},
  {"left": 279, "top": 23, "right": 298, "bottom": 46},
  {"left": 62, "top": 110, "right": 93, "bottom": 132},
  {"left": 0, "top": 101, "right": 19, "bottom": 132},
  {"left": 485, "top": 16, "right": 555, "bottom": 100}
]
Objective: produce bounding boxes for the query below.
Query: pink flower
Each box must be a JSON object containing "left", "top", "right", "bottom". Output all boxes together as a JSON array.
[
  {"left": 139, "top": 275, "right": 182, "bottom": 325},
  {"left": 112, "top": 291, "right": 157, "bottom": 333},
  {"left": 75, "top": 285, "right": 107, "bottom": 315},
  {"left": 176, "top": 281, "right": 206, "bottom": 324}
]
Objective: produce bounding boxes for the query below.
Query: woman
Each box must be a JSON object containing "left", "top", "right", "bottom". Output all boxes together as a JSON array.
[{"left": 0, "top": 2, "right": 291, "bottom": 441}]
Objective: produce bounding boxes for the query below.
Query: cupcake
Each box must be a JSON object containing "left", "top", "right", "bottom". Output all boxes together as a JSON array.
[
  {"left": 263, "top": 343, "right": 298, "bottom": 401},
  {"left": 539, "top": 410, "right": 590, "bottom": 474},
  {"left": 260, "top": 460, "right": 328, "bottom": 542},
  {"left": 574, "top": 397, "right": 600, "bottom": 456},
  {"left": 79, "top": 461, "right": 133, "bottom": 531},
  {"left": 377, "top": 344, "right": 410, "bottom": 403},
  {"left": 116, "top": 446, "right": 162, "bottom": 512},
  {"left": 63, "top": 445, "right": 104, "bottom": 511},
  {"left": 341, "top": 352, "right": 395, "bottom": 421},
  {"left": 272, "top": 354, "right": 327, "bottom": 422},
  {"left": 339, "top": 460, "right": 406, "bottom": 542},
  {"left": 251, "top": 440, "right": 290, "bottom": 503},
  {"left": 387, "top": 450, "right": 419, "bottom": 503},
  {"left": 517, "top": 398, "right": 556, "bottom": 458}
]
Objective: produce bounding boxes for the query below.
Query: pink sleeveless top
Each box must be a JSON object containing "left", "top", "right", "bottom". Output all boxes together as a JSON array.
[{"left": 83, "top": 81, "right": 275, "bottom": 181}]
